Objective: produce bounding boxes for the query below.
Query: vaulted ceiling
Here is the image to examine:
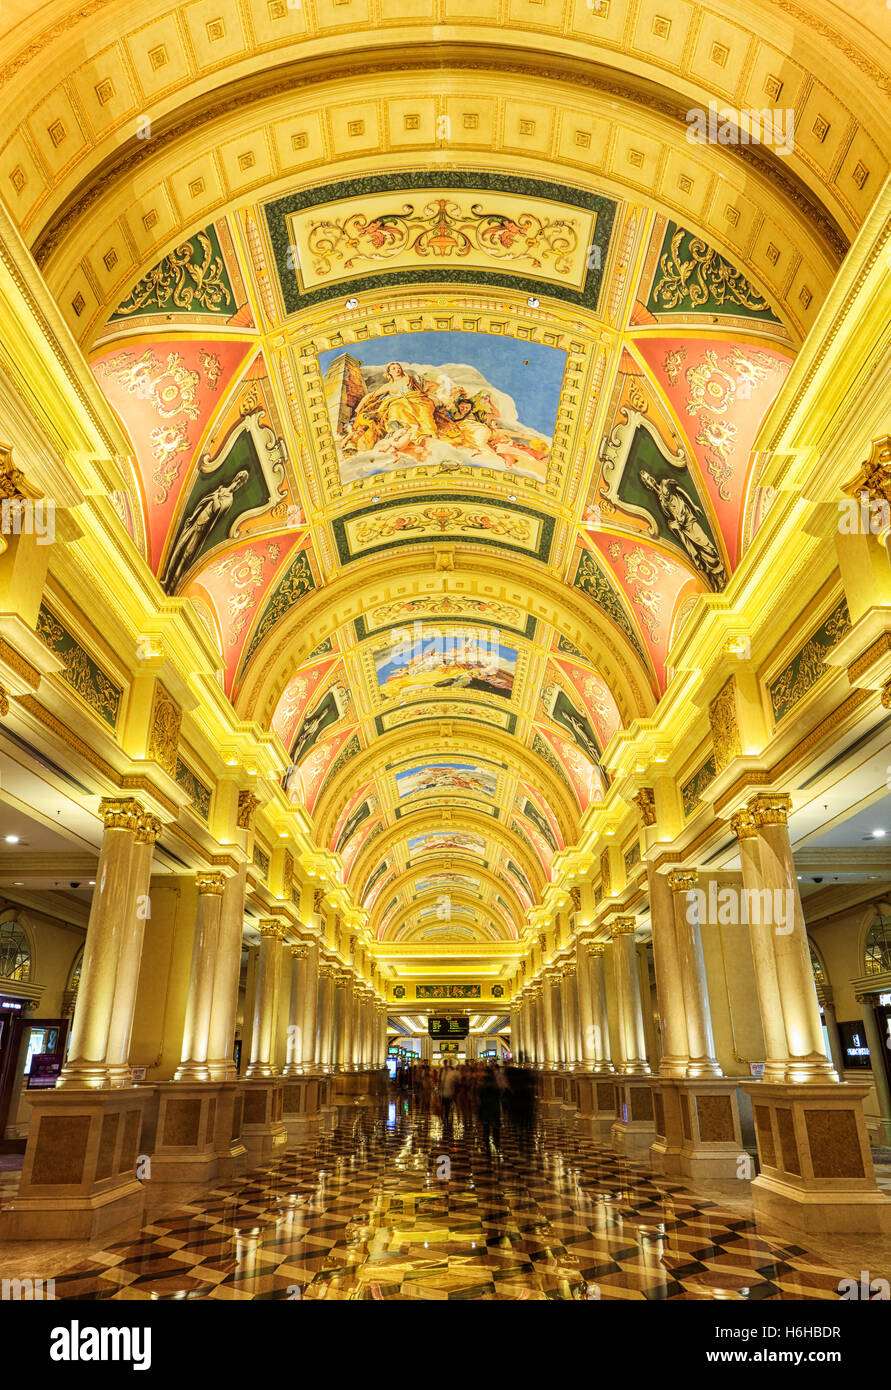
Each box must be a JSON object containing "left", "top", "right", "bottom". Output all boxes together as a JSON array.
[{"left": 3, "top": 0, "right": 888, "bottom": 967}]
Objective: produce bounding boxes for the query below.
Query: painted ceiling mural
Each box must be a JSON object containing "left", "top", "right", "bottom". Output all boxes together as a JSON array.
[{"left": 89, "top": 184, "right": 795, "bottom": 955}]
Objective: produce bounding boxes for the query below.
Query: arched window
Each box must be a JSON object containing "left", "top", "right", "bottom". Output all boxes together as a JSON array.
[
  {"left": 809, "top": 942, "right": 827, "bottom": 988},
  {"left": 0, "top": 920, "right": 31, "bottom": 982},
  {"left": 864, "top": 913, "right": 891, "bottom": 976}
]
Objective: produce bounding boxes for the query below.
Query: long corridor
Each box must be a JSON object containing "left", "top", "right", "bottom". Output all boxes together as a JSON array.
[{"left": 10, "top": 1101, "right": 889, "bottom": 1302}]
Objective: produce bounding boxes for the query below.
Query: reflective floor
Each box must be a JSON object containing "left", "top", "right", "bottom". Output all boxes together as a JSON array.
[{"left": 3, "top": 1100, "right": 890, "bottom": 1300}]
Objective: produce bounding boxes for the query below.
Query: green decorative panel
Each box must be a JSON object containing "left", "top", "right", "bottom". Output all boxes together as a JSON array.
[
  {"left": 175, "top": 759, "right": 211, "bottom": 821},
  {"left": 111, "top": 226, "right": 234, "bottom": 320},
  {"left": 623, "top": 841, "right": 641, "bottom": 874},
  {"left": 594, "top": 882, "right": 603, "bottom": 905},
  {"left": 36, "top": 605, "right": 122, "bottom": 728},
  {"left": 647, "top": 222, "right": 781, "bottom": 322},
  {"left": 768, "top": 598, "right": 852, "bottom": 724},
  {"left": 306, "top": 636, "right": 334, "bottom": 659},
  {"left": 264, "top": 172, "right": 617, "bottom": 315},
  {"left": 252, "top": 843, "right": 270, "bottom": 877},
  {"left": 241, "top": 550, "right": 316, "bottom": 673},
  {"left": 318, "top": 733, "right": 361, "bottom": 797},
  {"left": 681, "top": 754, "right": 717, "bottom": 818},
  {"left": 573, "top": 551, "right": 651, "bottom": 672},
  {"left": 556, "top": 634, "right": 583, "bottom": 658},
  {"left": 416, "top": 983, "right": 481, "bottom": 999},
  {"left": 531, "top": 732, "right": 574, "bottom": 797}
]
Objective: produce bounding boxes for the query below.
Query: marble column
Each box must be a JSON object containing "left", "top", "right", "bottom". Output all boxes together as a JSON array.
[
  {"left": 541, "top": 971, "right": 560, "bottom": 1068},
  {"left": 333, "top": 972, "right": 354, "bottom": 1071},
  {"left": 562, "top": 964, "right": 582, "bottom": 1067},
  {"left": 207, "top": 862, "right": 247, "bottom": 1081},
  {"left": 610, "top": 918, "right": 650, "bottom": 1074},
  {"left": 751, "top": 795, "right": 835, "bottom": 1081},
  {"left": 857, "top": 992, "right": 891, "bottom": 1145},
  {"left": 667, "top": 870, "right": 722, "bottom": 1078},
  {"left": 587, "top": 944, "right": 613, "bottom": 1071},
  {"left": 315, "top": 965, "right": 336, "bottom": 1071},
  {"left": 245, "top": 920, "right": 285, "bottom": 1078},
  {"left": 105, "top": 809, "right": 162, "bottom": 1085},
  {"left": 299, "top": 939, "right": 320, "bottom": 1073},
  {"left": 818, "top": 984, "right": 846, "bottom": 1081},
  {"left": 176, "top": 872, "right": 226, "bottom": 1081},
  {"left": 58, "top": 798, "right": 140, "bottom": 1088},
  {"left": 731, "top": 806, "right": 789, "bottom": 1082},
  {"left": 648, "top": 864, "right": 689, "bottom": 1078},
  {"left": 283, "top": 943, "right": 310, "bottom": 1075}
]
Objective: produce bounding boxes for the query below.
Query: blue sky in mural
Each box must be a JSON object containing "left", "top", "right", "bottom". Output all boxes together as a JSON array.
[{"left": 318, "top": 330, "right": 565, "bottom": 435}]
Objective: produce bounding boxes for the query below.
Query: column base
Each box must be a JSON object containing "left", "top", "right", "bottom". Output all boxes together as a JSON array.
[
  {"left": 611, "top": 1076, "right": 657, "bottom": 1155},
  {"left": 281, "top": 1074, "right": 328, "bottom": 1136},
  {"left": 240, "top": 1078, "right": 286, "bottom": 1162},
  {"left": 213, "top": 1081, "right": 247, "bottom": 1179},
  {"left": 573, "top": 1074, "right": 617, "bottom": 1136},
  {"left": 0, "top": 1087, "right": 148, "bottom": 1241},
  {"left": 742, "top": 1080, "right": 891, "bottom": 1233},
  {"left": 140, "top": 1081, "right": 221, "bottom": 1185},
  {"left": 652, "top": 1077, "right": 747, "bottom": 1180},
  {"left": 331, "top": 1068, "right": 387, "bottom": 1104}
]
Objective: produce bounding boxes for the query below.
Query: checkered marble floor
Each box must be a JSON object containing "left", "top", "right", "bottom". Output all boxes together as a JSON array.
[{"left": 29, "top": 1101, "right": 873, "bottom": 1300}]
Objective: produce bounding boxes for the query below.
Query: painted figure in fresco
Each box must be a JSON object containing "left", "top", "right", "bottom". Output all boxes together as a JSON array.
[
  {"left": 340, "top": 362, "right": 549, "bottom": 469},
  {"left": 341, "top": 362, "right": 439, "bottom": 455},
  {"left": 639, "top": 470, "right": 727, "bottom": 590},
  {"left": 163, "top": 469, "right": 249, "bottom": 593}
]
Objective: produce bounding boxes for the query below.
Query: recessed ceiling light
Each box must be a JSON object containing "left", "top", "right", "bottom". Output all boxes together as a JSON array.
[
  {"left": 89, "top": 880, "right": 96, "bottom": 885},
  {"left": 4, "top": 834, "right": 19, "bottom": 844},
  {"left": 345, "top": 297, "right": 359, "bottom": 309},
  {"left": 526, "top": 296, "right": 540, "bottom": 309},
  {"left": 873, "top": 829, "right": 886, "bottom": 838}
]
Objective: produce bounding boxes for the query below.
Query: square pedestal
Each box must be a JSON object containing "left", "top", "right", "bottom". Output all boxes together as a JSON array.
[
  {"left": 281, "top": 1074, "right": 326, "bottom": 1135},
  {"left": 652, "top": 1078, "right": 746, "bottom": 1180},
  {"left": 240, "top": 1079, "right": 286, "bottom": 1161},
  {"left": 141, "top": 1082, "right": 221, "bottom": 1184},
  {"left": 213, "top": 1081, "right": 247, "bottom": 1179},
  {"left": 611, "top": 1075, "right": 657, "bottom": 1155},
  {"left": 573, "top": 1074, "right": 617, "bottom": 1136},
  {"left": 332, "top": 1068, "right": 386, "bottom": 1105},
  {"left": 0, "top": 1087, "right": 149, "bottom": 1241},
  {"left": 559, "top": 1071, "right": 578, "bottom": 1113},
  {"left": 742, "top": 1081, "right": 891, "bottom": 1233},
  {"left": 538, "top": 1070, "right": 564, "bottom": 1113}
]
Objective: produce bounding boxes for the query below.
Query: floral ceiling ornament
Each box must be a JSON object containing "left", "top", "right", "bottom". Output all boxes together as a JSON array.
[
  {"left": 307, "top": 198, "right": 580, "bottom": 277},
  {"left": 652, "top": 227, "right": 773, "bottom": 314},
  {"left": 113, "top": 231, "right": 232, "bottom": 317},
  {"left": 99, "top": 348, "right": 201, "bottom": 421}
]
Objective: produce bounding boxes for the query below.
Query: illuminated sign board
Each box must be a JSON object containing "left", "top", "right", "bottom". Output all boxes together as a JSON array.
[
  {"left": 0, "top": 997, "right": 24, "bottom": 1012},
  {"left": 429, "top": 1016, "right": 469, "bottom": 1039},
  {"left": 839, "top": 1021, "right": 871, "bottom": 1068}
]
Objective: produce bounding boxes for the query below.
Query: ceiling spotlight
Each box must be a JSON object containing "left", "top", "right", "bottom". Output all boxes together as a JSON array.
[
  {"left": 526, "top": 296, "right": 540, "bottom": 309},
  {"left": 873, "top": 829, "right": 886, "bottom": 838},
  {"left": 345, "top": 297, "right": 359, "bottom": 309},
  {"left": 4, "top": 834, "right": 19, "bottom": 844},
  {"left": 507, "top": 494, "right": 517, "bottom": 502}
]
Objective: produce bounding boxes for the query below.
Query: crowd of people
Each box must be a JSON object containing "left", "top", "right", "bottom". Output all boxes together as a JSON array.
[{"left": 392, "top": 1058, "right": 536, "bottom": 1149}]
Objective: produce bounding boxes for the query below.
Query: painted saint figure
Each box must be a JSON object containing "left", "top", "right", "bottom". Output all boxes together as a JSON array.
[
  {"left": 163, "top": 469, "right": 249, "bottom": 593},
  {"left": 639, "top": 470, "right": 727, "bottom": 590}
]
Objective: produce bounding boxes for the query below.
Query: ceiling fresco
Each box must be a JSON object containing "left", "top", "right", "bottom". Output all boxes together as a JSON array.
[{"left": 87, "top": 176, "right": 797, "bottom": 959}]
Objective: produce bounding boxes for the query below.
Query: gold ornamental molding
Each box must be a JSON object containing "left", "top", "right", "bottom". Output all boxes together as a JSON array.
[
  {"left": 98, "top": 796, "right": 142, "bottom": 832},
  {"left": 196, "top": 871, "right": 226, "bottom": 896},
  {"left": 608, "top": 916, "right": 636, "bottom": 938},
  {"left": 842, "top": 435, "right": 891, "bottom": 505},
  {"left": 848, "top": 633, "right": 891, "bottom": 686},
  {"left": 750, "top": 793, "right": 792, "bottom": 827},
  {"left": 632, "top": 787, "right": 656, "bottom": 827},
  {"left": 237, "top": 790, "right": 261, "bottom": 829},
  {"left": 708, "top": 678, "right": 742, "bottom": 773},
  {"left": 667, "top": 869, "right": 698, "bottom": 893},
  {"left": 729, "top": 808, "right": 759, "bottom": 841}
]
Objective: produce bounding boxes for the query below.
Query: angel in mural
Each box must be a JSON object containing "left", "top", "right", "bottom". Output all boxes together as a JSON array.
[
  {"left": 639, "top": 471, "right": 727, "bottom": 591},
  {"left": 163, "top": 469, "right": 249, "bottom": 593}
]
